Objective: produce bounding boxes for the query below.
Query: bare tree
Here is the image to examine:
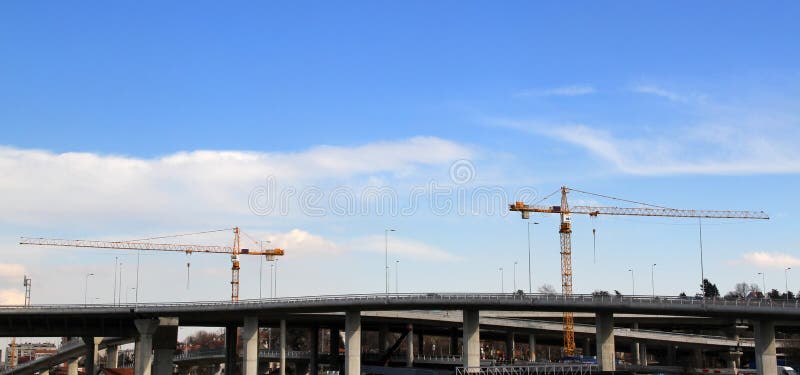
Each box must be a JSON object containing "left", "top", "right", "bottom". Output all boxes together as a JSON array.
[{"left": 538, "top": 284, "right": 557, "bottom": 294}]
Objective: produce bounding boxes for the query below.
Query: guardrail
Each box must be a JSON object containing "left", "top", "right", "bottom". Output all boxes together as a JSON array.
[
  {"left": 1, "top": 292, "right": 799, "bottom": 310},
  {"left": 456, "top": 364, "right": 598, "bottom": 375}
]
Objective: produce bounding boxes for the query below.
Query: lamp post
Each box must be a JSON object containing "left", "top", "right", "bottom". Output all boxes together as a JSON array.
[
  {"left": 513, "top": 261, "right": 518, "bottom": 292},
  {"left": 527, "top": 222, "right": 539, "bottom": 294},
  {"left": 785, "top": 267, "right": 792, "bottom": 296},
  {"left": 259, "top": 240, "right": 271, "bottom": 299},
  {"left": 113, "top": 257, "right": 118, "bottom": 306},
  {"left": 758, "top": 272, "right": 766, "bottom": 298},
  {"left": 651, "top": 264, "right": 657, "bottom": 298},
  {"left": 395, "top": 260, "right": 400, "bottom": 293},
  {"left": 84, "top": 273, "right": 95, "bottom": 306},
  {"left": 499, "top": 267, "right": 504, "bottom": 293},
  {"left": 385, "top": 229, "right": 396, "bottom": 296},
  {"left": 118, "top": 263, "right": 123, "bottom": 306},
  {"left": 127, "top": 287, "right": 136, "bottom": 304},
  {"left": 628, "top": 268, "right": 635, "bottom": 296}
]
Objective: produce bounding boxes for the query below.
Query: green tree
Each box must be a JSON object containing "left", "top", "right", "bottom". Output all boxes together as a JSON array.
[{"left": 702, "top": 279, "right": 720, "bottom": 297}]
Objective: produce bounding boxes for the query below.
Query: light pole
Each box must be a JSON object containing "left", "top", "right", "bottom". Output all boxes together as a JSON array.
[
  {"left": 499, "top": 267, "right": 504, "bottom": 293},
  {"left": 651, "top": 263, "right": 657, "bottom": 298},
  {"left": 527, "top": 222, "right": 539, "bottom": 294},
  {"left": 395, "top": 260, "right": 399, "bottom": 293},
  {"left": 273, "top": 258, "right": 279, "bottom": 298},
  {"left": 513, "top": 261, "right": 518, "bottom": 292},
  {"left": 385, "top": 229, "right": 396, "bottom": 296},
  {"left": 259, "top": 240, "right": 271, "bottom": 299},
  {"left": 84, "top": 273, "right": 95, "bottom": 306},
  {"left": 113, "top": 257, "right": 118, "bottom": 306},
  {"left": 785, "top": 267, "right": 792, "bottom": 296},
  {"left": 118, "top": 263, "right": 123, "bottom": 306},
  {"left": 698, "top": 218, "right": 705, "bottom": 297},
  {"left": 758, "top": 272, "right": 766, "bottom": 298},
  {"left": 127, "top": 287, "right": 136, "bottom": 304},
  {"left": 628, "top": 268, "right": 635, "bottom": 296},
  {"left": 269, "top": 262, "right": 275, "bottom": 298}
]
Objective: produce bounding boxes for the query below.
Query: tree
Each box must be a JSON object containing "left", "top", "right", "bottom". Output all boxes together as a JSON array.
[
  {"left": 679, "top": 292, "right": 687, "bottom": 298},
  {"left": 702, "top": 279, "right": 720, "bottom": 298},
  {"left": 538, "top": 284, "right": 557, "bottom": 294},
  {"left": 768, "top": 289, "right": 781, "bottom": 299},
  {"left": 184, "top": 329, "right": 225, "bottom": 350},
  {"left": 592, "top": 290, "right": 610, "bottom": 297}
]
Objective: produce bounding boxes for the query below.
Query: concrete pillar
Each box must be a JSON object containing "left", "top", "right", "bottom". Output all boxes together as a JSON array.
[
  {"left": 631, "top": 322, "right": 640, "bottom": 366},
  {"left": 135, "top": 318, "right": 160, "bottom": 375},
  {"left": 153, "top": 318, "right": 179, "bottom": 375},
  {"left": 505, "top": 332, "right": 515, "bottom": 362},
  {"left": 528, "top": 334, "right": 536, "bottom": 362},
  {"left": 310, "top": 325, "right": 319, "bottom": 375},
  {"left": 242, "top": 317, "right": 259, "bottom": 375},
  {"left": 280, "top": 320, "right": 287, "bottom": 375},
  {"left": 106, "top": 345, "right": 119, "bottom": 368},
  {"left": 583, "top": 337, "right": 591, "bottom": 357},
  {"left": 406, "top": 325, "right": 414, "bottom": 367},
  {"left": 344, "top": 311, "right": 361, "bottom": 375},
  {"left": 224, "top": 325, "right": 237, "bottom": 375},
  {"left": 639, "top": 343, "right": 648, "bottom": 366},
  {"left": 755, "top": 320, "right": 777, "bottom": 375},
  {"left": 462, "top": 309, "right": 480, "bottom": 368},
  {"left": 693, "top": 348, "right": 704, "bottom": 369},
  {"left": 450, "top": 329, "right": 459, "bottom": 356},
  {"left": 378, "top": 325, "right": 389, "bottom": 352},
  {"left": 82, "top": 337, "right": 102, "bottom": 375},
  {"left": 595, "top": 312, "right": 615, "bottom": 372},
  {"left": 67, "top": 358, "right": 79, "bottom": 375},
  {"left": 666, "top": 345, "right": 677, "bottom": 366}
]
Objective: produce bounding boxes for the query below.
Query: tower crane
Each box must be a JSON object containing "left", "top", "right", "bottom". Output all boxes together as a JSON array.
[
  {"left": 19, "top": 227, "right": 284, "bottom": 302},
  {"left": 509, "top": 186, "right": 769, "bottom": 356}
]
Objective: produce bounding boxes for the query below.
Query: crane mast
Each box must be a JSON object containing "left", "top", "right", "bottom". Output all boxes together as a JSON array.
[{"left": 510, "top": 186, "right": 768, "bottom": 357}]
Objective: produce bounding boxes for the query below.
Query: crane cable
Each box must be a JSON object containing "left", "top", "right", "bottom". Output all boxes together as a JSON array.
[
  {"left": 120, "top": 228, "right": 234, "bottom": 243},
  {"left": 568, "top": 188, "right": 672, "bottom": 209}
]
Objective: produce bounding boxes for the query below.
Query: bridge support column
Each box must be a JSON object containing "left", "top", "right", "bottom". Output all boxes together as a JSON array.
[
  {"left": 639, "top": 343, "right": 648, "bottom": 366},
  {"left": 528, "top": 334, "right": 536, "bottom": 362},
  {"left": 225, "top": 324, "right": 237, "bottom": 375},
  {"left": 106, "top": 345, "right": 119, "bottom": 368},
  {"left": 505, "top": 332, "right": 515, "bottom": 362},
  {"left": 310, "top": 325, "right": 319, "bottom": 375},
  {"left": 755, "top": 320, "right": 777, "bottom": 375},
  {"left": 135, "top": 318, "right": 160, "bottom": 375},
  {"left": 345, "top": 311, "right": 361, "bottom": 375},
  {"left": 463, "top": 309, "right": 480, "bottom": 369},
  {"left": 595, "top": 312, "right": 615, "bottom": 372},
  {"left": 406, "top": 325, "right": 414, "bottom": 367},
  {"left": 450, "top": 328, "right": 459, "bottom": 356},
  {"left": 82, "top": 337, "right": 102, "bottom": 375},
  {"left": 243, "top": 317, "right": 259, "bottom": 375},
  {"left": 67, "top": 358, "right": 79, "bottom": 375},
  {"left": 280, "top": 320, "right": 287, "bottom": 375},
  {"left": 631, "top": 323, "right": 640, "bottom": 366},
  {"left": 153, "top": 318, "right": 179, "bottom": 375}
]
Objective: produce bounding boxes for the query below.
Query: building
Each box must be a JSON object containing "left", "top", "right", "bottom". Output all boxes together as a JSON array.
[{"left": 5, "top": 342, "right": 58, "bottom": 366}]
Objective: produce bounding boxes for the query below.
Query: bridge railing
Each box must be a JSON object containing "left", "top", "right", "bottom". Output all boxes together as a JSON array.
[
  {"left": 455, "top": 364, "right": 598, "bottom": 375},
  {"left": 2, "top": 292, "right": 799, "bottom": 310}
]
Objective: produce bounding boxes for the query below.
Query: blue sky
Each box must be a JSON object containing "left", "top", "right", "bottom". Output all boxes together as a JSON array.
[{"left": 1, "top": 1, "right": 799, "bottom": 312}]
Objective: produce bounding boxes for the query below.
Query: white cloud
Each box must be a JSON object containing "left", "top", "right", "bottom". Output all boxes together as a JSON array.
[
  {"left": 516, "top": 85, "right": 596, "bottom": 97},
  {"left": 732, "top": 252, "right": 800, "bottom": 269},
  {"left": 348, "top": 235, "right": 462, "bottom": 261},
  {"left": 0, "top": 289, "right": 24, "bottom": 305},
  {"left": 0, "top": 137, "right": 474, "bottom": 225},
  {"left": 0, "top": 263, "right": 26, "bottom": 281},
  {"left": 490, "top": 118, "right": 800, "bottom": 176},
  {"left": 264, "top": 229, "right": 342, "bottom": 257},
  {"left": 630, "top": 84, "right": 706, "bottom": 103}
]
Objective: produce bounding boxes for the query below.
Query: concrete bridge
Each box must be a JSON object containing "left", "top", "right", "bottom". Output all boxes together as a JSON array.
[{"left": 1, "top": 293, "right": 797, "bottom": 375}]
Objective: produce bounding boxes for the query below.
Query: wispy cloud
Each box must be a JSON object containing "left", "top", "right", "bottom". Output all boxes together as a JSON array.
[
  {"left": 490, "top": 118, "right": 800, "bottom": 176},
  {"left": 631, "top": 84, "right": 706, "bottom": 103},
  {"left": 516, "top": 85, "right": 596, "bottom": 97},
  {"left": 349, "top": 235, "right": 462, "bottom": 261},
  {"left": 730, "top": 252, "right": 800, "bottom": 269}
]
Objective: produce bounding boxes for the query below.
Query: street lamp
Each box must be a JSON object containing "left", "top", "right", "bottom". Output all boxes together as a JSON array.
[
  {"left": 126, "top": 287, "right": 136, "bottom": 304},
  {"left": 259, "top": 240, "right": 271, "bottom": 299},
  {"left": 513, "top": 261, "right": 518, "bottom": 292},
  {"left": 527, "top": 222, "right": 539, "bottom": 294},
  {"left": 758, "top": 272, "right": 766, "bottom": 298},
  {"left": 499, "top": 267, "right": 504, "bottom": 293},
  {"left": 628, "top": 268, "right": 635, "bottom": 296},
  {"left": 785, "top": 267, "right": 792, "bottom": 296},
  {"left": 395, "top": 260, "right": 400, "bottom": 293},
  {"left": 84, "top": 273, "right": 95, "bottom": 306},
  {"left": 385, "top": 229, "right": 396, "bottom": 296},
  {"left": 651, "top": 264, "right": 657, "bottom": 298}
]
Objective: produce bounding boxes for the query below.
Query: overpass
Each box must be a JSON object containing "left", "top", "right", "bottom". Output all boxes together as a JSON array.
[{"left": 1, "top": 293, "right": 796, "bottom": 375}]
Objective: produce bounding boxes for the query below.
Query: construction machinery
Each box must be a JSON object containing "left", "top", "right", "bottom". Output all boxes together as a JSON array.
[
  {"left": 509, "top": 186, "right": 769, "bottom": 356},
  {"left": 20, "top": 227, "right": 284, "bottom": 302}
]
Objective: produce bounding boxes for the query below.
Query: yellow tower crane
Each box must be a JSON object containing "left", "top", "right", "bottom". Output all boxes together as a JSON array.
[
  {"left": 20, "top": 227, "right": 284, "bottom": 302},
  {"left": 510, "top": 186, "right": 769, "bottom": 356}
]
